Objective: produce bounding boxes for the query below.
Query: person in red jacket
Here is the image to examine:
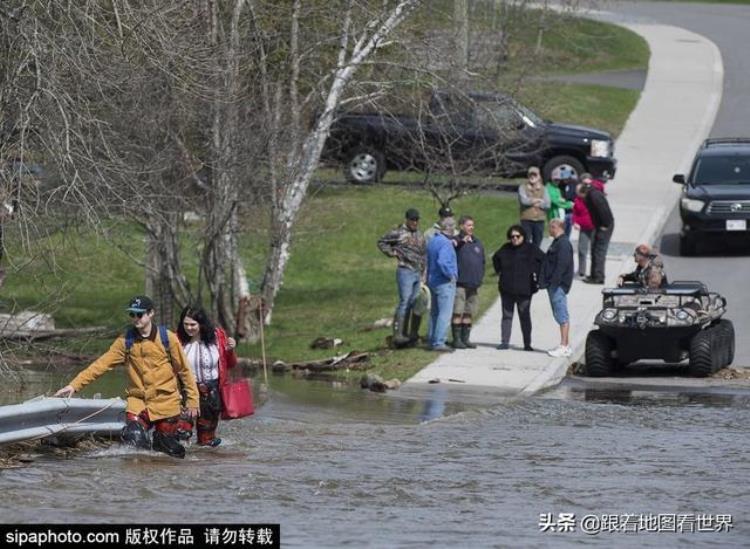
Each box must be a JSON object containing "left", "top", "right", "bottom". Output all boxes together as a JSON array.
[{"left": 177, "top": 305, "right": 237, "bottom": 447}]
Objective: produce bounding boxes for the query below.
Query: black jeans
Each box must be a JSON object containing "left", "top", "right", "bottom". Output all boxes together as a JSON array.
[
  {"left": 590, "top": 225, "right": 614, "bottom": 281},
  {"left": 500, "top": 293, "right": 533, "bottom": 347},
  {"left": 521, "top": 220, "right": 545, "bottom": 248}
]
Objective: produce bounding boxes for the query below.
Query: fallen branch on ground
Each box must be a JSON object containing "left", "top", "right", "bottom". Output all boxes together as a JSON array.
[{"left": 272, "top": 351, "right": 371, "bottom": 373}]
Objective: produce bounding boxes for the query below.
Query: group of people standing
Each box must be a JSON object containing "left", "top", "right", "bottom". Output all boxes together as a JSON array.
[
  {"left": 378, "top": 197, "right": 575, "bottom": 356},
  {"left": 378, "top": 207, "right": 485, "bottom": 353},
  {"left": 376, "top": 164, "right": 632, "bottom": 357},
  {"left": 518, "top": 165, "right": 614, "bottom": 284},
  {"left": 55, "top": 296, "right": 237, "bottom": 458}
]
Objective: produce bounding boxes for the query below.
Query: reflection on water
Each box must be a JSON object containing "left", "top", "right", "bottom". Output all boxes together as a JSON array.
[{"left": 2, "top": 368, "right": 750, "bottom": 547}]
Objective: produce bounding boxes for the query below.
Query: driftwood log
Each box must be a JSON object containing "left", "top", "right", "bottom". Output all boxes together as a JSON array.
[{"left": 271, "top": 351, "right": 371, "bottom": 373}]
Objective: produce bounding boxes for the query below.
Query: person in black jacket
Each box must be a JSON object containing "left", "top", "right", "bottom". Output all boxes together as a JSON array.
[
  {"left": 580, "top": 183, "right": 614, "bottom": 284},
  {"left": 451, "top": 215, "right": 485, "bottom": 349},
  {"left": 539, "top": 219, "right": 574, "bottom": 358},
  {"left": 491, "top": 224, "right": 545, "bottom": 351}
]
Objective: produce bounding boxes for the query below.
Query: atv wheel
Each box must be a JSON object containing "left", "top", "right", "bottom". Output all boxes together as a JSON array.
[
  {"left": 716, "top": 319, "right": 735, "bottom": 367},
  {"left": 584, "top": 330, "right": 616, "bottom": 377},
  {"left": 344, "top": 147, "right": 386, "bottom": 184},
  {"left": 688, "top": 327, "right": 717, "bottom": 377}
]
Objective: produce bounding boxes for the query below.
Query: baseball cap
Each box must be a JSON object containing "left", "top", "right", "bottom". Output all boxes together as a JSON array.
[
  {"left": 405, "top": 208, "right": 420, "bottom": 221},
  {"left": 126, "top": 295, "right": 154, "bottom": 313},
  {"left": 438, "top": 206, "right": 453, "bottom": 218}
]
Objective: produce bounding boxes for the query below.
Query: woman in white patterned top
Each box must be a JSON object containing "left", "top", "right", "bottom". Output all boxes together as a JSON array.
[{"left": 177, "top": 305, "right": 237, "bottom": 447}]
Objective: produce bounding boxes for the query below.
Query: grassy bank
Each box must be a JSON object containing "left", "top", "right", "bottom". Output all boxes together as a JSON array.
[
  {"left": 2, "top": 10, "right": 648, "bottom": 384},
  {"left": 2, "top": 187, "right": 516, "bottom": 384},
  {"left": 241, "top": 186, "right": 515, "bottom": 382}
]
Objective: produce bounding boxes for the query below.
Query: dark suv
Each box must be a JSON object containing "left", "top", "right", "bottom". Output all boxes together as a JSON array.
[
  {"left": 322, "top": 90, "right": 617, "bottom": 184},
  {"left": 674, "top": 138, "right": 750, "bottom": 255}
]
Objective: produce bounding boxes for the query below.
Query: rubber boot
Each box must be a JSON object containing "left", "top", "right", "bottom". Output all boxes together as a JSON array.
[
  {"left": 121, "top": 420, "right": 151, "bottom": 450},
  {"left": 451, "top": 324, "right": 467, "bottom": 349},
  {"left": 392, "top": 314, "right": 410, "bottom": 347},
  {"left": 152, "top": 431, "right": 186, "bottom": 459},
  {"left": 407, "top": 313, "right": 422, "bottom": 346},
  {"left": 462, "top": 324, "right": 477, "bottom": 349}
]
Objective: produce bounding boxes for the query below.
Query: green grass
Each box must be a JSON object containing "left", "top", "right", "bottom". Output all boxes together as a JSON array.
[
  {"left": 533, "top": 17, "right": 650, "bottom": 75},
  {"left": 239, "top": 186, "right": 516, "bottom": 382},
  {"left": 521, "top": 83, "right": 641, "bottom": 138},
  {"left": 2, "top": 9, "right": 647, "bottom": 382},
  {"left": 3, "top": 187, "right": 517, "bottom": 382}
]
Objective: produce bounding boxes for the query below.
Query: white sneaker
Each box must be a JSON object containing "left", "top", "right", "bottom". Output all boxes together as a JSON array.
[{"left": 548, "top": 345, "right": 572, "bottom": 358}]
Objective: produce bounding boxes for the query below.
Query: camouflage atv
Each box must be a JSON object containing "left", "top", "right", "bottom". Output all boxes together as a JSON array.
[{"left": 584, "top": 281, "right": 734, "bottom": 377}]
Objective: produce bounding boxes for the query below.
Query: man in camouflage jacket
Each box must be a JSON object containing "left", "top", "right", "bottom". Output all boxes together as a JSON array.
[
  {"left": 377, "top": 208, "right": 426, "bottom": 347},
  {"left": 618, "top": 244, "right": 668, "bottom": 289}
]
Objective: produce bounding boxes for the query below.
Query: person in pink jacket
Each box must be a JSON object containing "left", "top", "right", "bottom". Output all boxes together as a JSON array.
[
  {"left": 572, "top": 182, "right": 595, "bottom": 278},
  {"left": 573, "top": 173, "right": 607, "bottom": 278}
]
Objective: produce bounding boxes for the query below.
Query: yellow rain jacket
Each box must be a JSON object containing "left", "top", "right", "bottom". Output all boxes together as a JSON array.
[{"left": 70, "top": 326, "right": 199, "bottom": 420}]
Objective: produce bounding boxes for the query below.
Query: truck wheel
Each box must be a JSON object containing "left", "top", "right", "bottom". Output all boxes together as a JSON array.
[
  {"left": 542, "top": 155, "right": 585, "bottom": 182},
  {"left": 584, "top": 330, "right": 615, "bottom": 377},
  {"left": 688, "top": 327, "right": 716, "bottom": 377},
  {"left": 344, "top": 147, "right": 386, "bottom": 184},
  {"left": 716, "top": 319, "right": 735, "bottom": 367},
  {"left": 679, "top": 233, "right": 698, "bottom": 256}
]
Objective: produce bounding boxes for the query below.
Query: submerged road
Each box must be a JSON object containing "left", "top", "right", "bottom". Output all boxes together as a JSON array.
[{"left": 602, "top": 1, "right": 750, "bottom": 367}]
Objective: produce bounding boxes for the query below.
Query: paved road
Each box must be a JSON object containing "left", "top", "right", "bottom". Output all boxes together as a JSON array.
[{"left": 604, "top": 1, "right": 750, "bottom": 367}]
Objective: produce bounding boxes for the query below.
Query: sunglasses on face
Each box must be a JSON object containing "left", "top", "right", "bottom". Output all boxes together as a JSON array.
[
  {"left": 510, "top": 234, "right": 523, "bottom": 239},
  {"left": 128, "top": 312, "right": 145, "bottom": 319}
]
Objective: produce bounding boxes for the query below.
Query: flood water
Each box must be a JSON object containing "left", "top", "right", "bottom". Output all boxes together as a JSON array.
[{"left": 1, "top": 367, "right": 749, "bottom": 547}]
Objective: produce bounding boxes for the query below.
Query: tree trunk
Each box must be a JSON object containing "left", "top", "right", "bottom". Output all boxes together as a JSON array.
[
  {"left": 258, "top": 0, "right": 421, "bottom": 322},
  {"left": 454, "top": 0, "right": 469, "bottom": 83}
]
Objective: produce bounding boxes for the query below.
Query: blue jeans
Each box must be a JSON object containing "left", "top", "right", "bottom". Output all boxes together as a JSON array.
[
  {"left": 564, "top": 213, "right": 573, "bottom": 238},
  {"left": 521, "top": 220, "right": 545, "bottom": 248},
  {"left": 429, "top": 281, "right": 457, "bottom": 347},
  {"left": 395, "top": 267, "right": 421, "bottom": 318},
  {"left": 547, "top": 286, "right": 569, "bottom": 325}
]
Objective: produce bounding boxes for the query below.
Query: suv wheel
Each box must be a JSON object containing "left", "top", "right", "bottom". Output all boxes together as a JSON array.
[
  {"left": 688, "top": 327, "right": 718, "bottom": 376},
  {"left": 543, "top": 155, "right": 585, "bottom": 183},
  {"left": 344, "top": 147, "right": 386, "bottom": 184},
  {"left": 584, "top": 330, "right": 616, "bottom": 377},
  {"left": 679, "top": 233, "right": 698, "bottom": 256}
]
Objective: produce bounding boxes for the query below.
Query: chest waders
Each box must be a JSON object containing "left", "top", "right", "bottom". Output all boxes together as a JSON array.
[{"left": 121, "top": 326, "right": 188, "bottom": 459}]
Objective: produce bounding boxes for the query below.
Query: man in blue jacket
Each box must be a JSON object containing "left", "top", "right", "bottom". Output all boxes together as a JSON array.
[
  {"left": 426, "top": 217, "right": 458, "bottom": 352},
  {"left": 539, "top": 219, "right": 574, "bottom": 358},
  {"left": 451, "top": 215, "right": 485, "bottom": 349}
]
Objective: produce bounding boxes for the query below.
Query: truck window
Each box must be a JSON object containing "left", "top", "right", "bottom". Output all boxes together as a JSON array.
[
  {"left": 475, "top": 103, "right": 521, "bottom": 132},
  {"left": 429, "top": 94, "right": 474, "bottom": 126},
  {"left": 693, "top": 156, "right": 750, "bottom": 185}
]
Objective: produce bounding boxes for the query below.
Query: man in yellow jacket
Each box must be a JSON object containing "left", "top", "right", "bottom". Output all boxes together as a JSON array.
[{"left": 55, "top": 295, "right": 200, "bottom": 458}]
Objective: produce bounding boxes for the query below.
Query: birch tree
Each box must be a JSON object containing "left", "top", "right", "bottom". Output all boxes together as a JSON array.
[{"left": 256, "top": 0, "right": 422, "bottom": 322}]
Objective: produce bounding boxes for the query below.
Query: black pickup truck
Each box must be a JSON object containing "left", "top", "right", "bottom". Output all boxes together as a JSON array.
[{"left": 321, "top": 90, "right": 617, "bottom": 184}]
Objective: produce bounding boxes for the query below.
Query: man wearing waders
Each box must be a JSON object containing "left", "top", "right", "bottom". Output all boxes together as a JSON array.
[{"left": 55, "top": 295, "right": 200, "bottom": 458}]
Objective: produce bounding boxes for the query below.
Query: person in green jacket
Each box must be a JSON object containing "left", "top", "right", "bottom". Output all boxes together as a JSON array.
[{"left": 545, "top": 172, "right": 574, "bottom": 232}]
